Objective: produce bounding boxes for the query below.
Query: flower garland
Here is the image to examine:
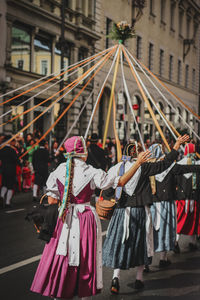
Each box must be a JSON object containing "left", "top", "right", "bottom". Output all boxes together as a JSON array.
[{"left": 108, "top": 21, "right": 135, "bottom": 44}]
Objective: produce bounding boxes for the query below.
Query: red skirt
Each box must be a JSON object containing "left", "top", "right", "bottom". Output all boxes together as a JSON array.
[{"left": 176, "top": 200, "right": 200, "bottom": 235}]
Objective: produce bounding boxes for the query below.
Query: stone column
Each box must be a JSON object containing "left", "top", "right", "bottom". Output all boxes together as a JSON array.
[{"left": 27, "top": 97, "right": 34, "bottom": 133}]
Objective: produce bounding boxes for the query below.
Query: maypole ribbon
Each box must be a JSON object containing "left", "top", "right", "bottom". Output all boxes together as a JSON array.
[
  {"left": 123, "top": 48, "right": 171, "bottom": 152},
  {"left": 0, "top": 46, "right": 115, "bottom": 100},
  {"left": 20, "top": 46, "right": 116, "bottom": 159},
  {"left": 0, "top": 47, "right": 114, "bottom": 107},
  {"left": 0, "top": 48, "right": 112, "bottom": 127},
  {"left": 84, "top": 46, "right": 120, "bottom": 140},
  {"left": 113, "top": 94, "right": 122, "bottom": 162},
  {"left": 120, "top": 48, "right": 145, "bottom": 150},
  {"left": 134, "top": 57, "right": 200, "bottom": 121},
  {"left": 103, "top": 45, "right": 121, "bottom": 148},
  {"left": 1, "top": 46, "right": 116, "bottom": 152}
]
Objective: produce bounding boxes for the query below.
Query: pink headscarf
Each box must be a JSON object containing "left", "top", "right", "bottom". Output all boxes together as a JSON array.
[{"left": 64, "top": 136, "right": 87, "bottom": 156}]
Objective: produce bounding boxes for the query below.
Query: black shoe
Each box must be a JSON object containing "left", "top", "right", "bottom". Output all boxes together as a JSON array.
[
  {"left": 173, "top": 242, "right": 180, "bottom": 254},
  {"left": 135, "top": 279, "right": 144, "bottom": 290},
  {"left": 33, "top": 197, "right": 38, "bottom": 202},
  {"left": 189, "top": 243, "right": 198, "bottom": 251},
  {"left": 0, "top": 196, "right": 4, "bottom": 208},
  {"left": 143, "top": 265, "right": 150, "bottom": 273},
  {"left": 159, "top": 259, "right": 171, "bottom": 268},
  {"left": 5, "top": 204, "right": 12, "bottom": 209},
  {"left": 110, "top": 277, "right": 120, "bottom": 294}
]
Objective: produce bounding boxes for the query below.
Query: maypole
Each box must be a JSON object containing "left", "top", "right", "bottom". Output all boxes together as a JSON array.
[{"left": 102, "top": 45, "right": 121, "bottom": 148}]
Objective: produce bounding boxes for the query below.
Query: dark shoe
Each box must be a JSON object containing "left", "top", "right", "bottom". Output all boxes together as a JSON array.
[
  {"left": 173, "top": 242, "right": 180, "bottom": 254},
  {"left": 33, "top": 197, "right": 38, "bottom": 202},
  {"left": 0, "top": 196, "right": 4, "bottom": 208},
  {"left": 143, "top": 265, "right": 150, "bottom": 273},
  {"left": 189, "top": 243, "right": 198, "bottom": 251},
  {"left": 110, "top": 277, "right": 120, "bottom": 294},
  {"left": 135, "top": 279, "right": 144, "bottom": 290},
  {"left": 5, "top": 204, "right": 12, "bottom": 209},
  {"left": 159, "top": 259, "right": 171, "bottom": 268}
]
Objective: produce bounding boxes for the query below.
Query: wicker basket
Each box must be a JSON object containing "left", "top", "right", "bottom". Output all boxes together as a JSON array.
[{"left": 96, "top": 199, "right": 116, "bottom": 220}]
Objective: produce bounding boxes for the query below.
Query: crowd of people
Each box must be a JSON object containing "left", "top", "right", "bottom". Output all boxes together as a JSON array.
[{"left": 1, "top": 131, "right": 200, "bottom": 300}]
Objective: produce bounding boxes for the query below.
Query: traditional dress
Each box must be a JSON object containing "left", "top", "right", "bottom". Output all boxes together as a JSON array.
[
  {"left": 31, "top": 136, "right": 120, "bottom": 299},
  {"left": 103, "top": 148, "right": 179, "bottom": 270},
  {"left": 176, "top": 144, "right": 200, "bottom": 236},
  {"left": 149, "top": 144, "right": 200, "bottom": 255}
]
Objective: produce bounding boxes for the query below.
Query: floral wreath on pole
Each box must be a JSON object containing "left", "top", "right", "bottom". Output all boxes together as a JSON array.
[{"left": 108, "top": 21, "right": 136, "bottom": 44}]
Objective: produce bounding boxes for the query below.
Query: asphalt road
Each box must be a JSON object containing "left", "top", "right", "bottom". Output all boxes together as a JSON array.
[{"left": 1, "top": 191, "right": 200, "bottom": 300}]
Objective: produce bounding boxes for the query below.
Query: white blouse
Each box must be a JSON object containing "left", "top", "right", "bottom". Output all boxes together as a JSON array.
[{"left": 46, "top": 158, "right": 141, "bottom": 199}]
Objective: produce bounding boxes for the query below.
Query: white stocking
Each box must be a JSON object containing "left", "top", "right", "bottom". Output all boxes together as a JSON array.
[
  {"left": 6, "top": 189, "right": 13, "bottom": 205},
  {"left": 176, "top": 234, "right": 180, "bottom": 242},
  {"left": 33, "top": 184, "right": 38, "bottom": 197},
  {"left": 113, "top": 268, "right": 120, "bottom": 279},
  {"left": 1, "top": 186, "right": 7, "bottom": 198},
  {"left": 136, "top": 265, "right": 144, "bottom": 281}
]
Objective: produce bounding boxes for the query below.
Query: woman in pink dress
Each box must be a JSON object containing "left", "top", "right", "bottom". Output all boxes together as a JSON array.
[{"left": 30, "top": 136, "right": 150, "bottom": 299}]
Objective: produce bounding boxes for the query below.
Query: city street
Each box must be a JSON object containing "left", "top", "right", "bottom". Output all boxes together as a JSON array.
[{"left": 0, "top": 191, "right": 200, "bottom": 300}]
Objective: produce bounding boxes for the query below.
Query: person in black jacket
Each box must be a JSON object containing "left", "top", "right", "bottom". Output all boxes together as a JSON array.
[
  {"left": 175, "top": 142, "right": 200, "bottom": 251},
  {"left": 0, "top": 136, "right": 19, "bottom": 208},
  {"left": 102, "top": 134, "right": 189, "bottom": 294},
  {"left": 148, "top": 143, "right": 200, "bottom": 268},
  {"left": 32, "top": 140, "right": 49, "bottom": 202},
  {"left": 86, "top": 133, "right": 109, "bottom": 201}
]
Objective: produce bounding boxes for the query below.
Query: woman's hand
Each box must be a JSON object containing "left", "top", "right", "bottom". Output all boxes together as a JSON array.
[
  {"left": 137, "top": 150, "right": 151, "bottom": 165},
  {"left": 173, "top": 134, "right": 190, "bottom": 151}
]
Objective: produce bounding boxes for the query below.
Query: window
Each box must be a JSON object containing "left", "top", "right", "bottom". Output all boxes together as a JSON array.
[
  {"left": 174, "top": 107, "right": 181, "bottom": 124},
  {"left": 136, "top": 36, "right": 142, "bottom": 60},
  {"left": 166, "top": 105, "right": 172, "bottom": 121},
  {"left": 177, "top": 59, "right": 182, "bottom": 85},
  {"left": 159, "top": 49, "right": 164, "bottom": 77},
  {"left": 54, "top": 42, "right": 71, "bottom": 80},
  {"left": 11, "top": 25, "right": 31, "bottom": 71},
  {"left": 148, "top": 43, "right": 154, "bottom": 71},
  {"left": 192, "top": 69, "right": 196, "bottom": 91},
  {"left": 185, "top": 64, "right": 189, "bottom": 88},
  {"left": 160, "top": 0, "right": 166, "bottom": 23},
  {"left": 34, "top": 35, "right": 51, "bottom": 75},
  {"left": 106, "top": 18, "right": 112, "bottom": 49},
  {"left": 186, "top": 17, "right": 191, "bottom": 39},
  {"left": 170, "top": 2, "right": 175, "bottom": 31},
  {"left": 41, "top": 60, "right": 48, "bottom": 75},
  {"left": 178, "top": 10, "right": 183, "bottom": 37},
  {"left": 169, "top": 55, "right": 173, "bottom": 81}
]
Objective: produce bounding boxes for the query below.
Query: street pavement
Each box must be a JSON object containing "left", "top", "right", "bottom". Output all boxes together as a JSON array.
[{"left": 0, "top": 191, "right": 200, "bottom": 300}]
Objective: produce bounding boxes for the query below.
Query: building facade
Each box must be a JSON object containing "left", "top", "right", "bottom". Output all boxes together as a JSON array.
[
  {"left": 94, "top": 0, "right": 200, "bottom": 142},
  {"left": 0, "top": 0, "right": 100, "bottom": 141},
  {"left": 0, "top": 0, "right": 200, "bottom": 143}
]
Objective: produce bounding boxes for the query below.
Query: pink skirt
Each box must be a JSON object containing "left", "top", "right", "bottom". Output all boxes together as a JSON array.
[{"left": 31, "top": 207, "right": 100, "bottom": 299}]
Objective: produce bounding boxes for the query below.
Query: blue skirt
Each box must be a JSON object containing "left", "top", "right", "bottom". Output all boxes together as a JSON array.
[
  {"left": 151, "top": 201, "right": 176, "bottom": 252},
  {"left": 103, "top": 207, "right": 151, "bottom": 270}
]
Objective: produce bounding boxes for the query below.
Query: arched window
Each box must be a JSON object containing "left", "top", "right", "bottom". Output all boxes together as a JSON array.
[{"left": 166, "top": 105, "right": 172, "bottom": 121}]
